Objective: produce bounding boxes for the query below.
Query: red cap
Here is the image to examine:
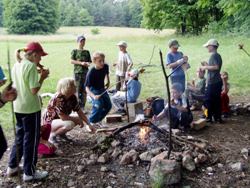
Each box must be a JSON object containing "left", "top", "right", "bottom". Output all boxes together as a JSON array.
[{"left": 24, "top": 42, "right": 48, "bottom": 56}]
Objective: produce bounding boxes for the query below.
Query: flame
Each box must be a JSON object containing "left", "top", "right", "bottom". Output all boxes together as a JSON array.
[{"left": 138, "top": 126, "right": 150, "bottom": 143}]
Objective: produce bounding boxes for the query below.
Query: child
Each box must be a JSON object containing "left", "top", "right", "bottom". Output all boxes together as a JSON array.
[
  {"left": 201, "top": 39, "right": 223, "bottom": 123},
  {"left": 0, "top": 67, "right": 17, "bottom": 160},
  {"left": 85, "top": 52, "right": 112, "bottom": 127},
  {"left": 166, "top": 39, "right": 189, "bottom": 92},
  {"left": 186, "top": 68, "right": 206, "bottom": 110},
  {"left": 7, "top": 42, "right": 49, "bottom": 181},
  {"left": 153, "top": 83, "right": 193, "bottom": 132},
  {"left": 71, "top": 35, "right": 92, "bottom": 111},
  {"left": 41, "top": 77, "right": 95, "bottom": 147},
  {"left": 221, "top": 71, "right": 230, "bottom": 118},
  {"left": 111, "top": 69, "right": 141, "bottom": 114},
  {"left": 114, "top": 41, "right": 133, "bottom": 91}
]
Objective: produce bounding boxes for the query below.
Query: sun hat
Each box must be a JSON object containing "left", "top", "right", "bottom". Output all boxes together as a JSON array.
[
  {"left": 168, "top": 39, "right": 180, "bottom": 48},
  {"left": 77, "top": 35, "right": 86, "bottom": 43},
  {"left": 117, "top": 41, "right": 128, "bottom": 48},
  {"left": 24, "top": 42, "right": 48, "bottom": 56},
  {"left": 128, "top": 69, "right": 139, "bottom": 78},
  {"left": 203, "top": 39, "right": 219, "bottom": 47}
]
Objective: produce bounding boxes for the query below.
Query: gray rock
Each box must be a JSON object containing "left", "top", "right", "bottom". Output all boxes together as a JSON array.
[
  {"left": 218, "top": 163, "right": 224, "bottom": 168},
  {"left": 149, "top": 159, "right": 181, "bottom": 185},
  {"left": 151, "top": 147, "right": 163, "bottom": 155},
  {"left": 111, "top": 140, "right": 121, "bottom": 147},
  {"left": 89, "top": 154, "right": 98, "bottom": 161},
  {"left": 120, "top": 149, "right": 138, "bottom": 165},
  {"left": 98, "top": 153, "right": 109, "bottom": 164},
  {"left": 182, "top": 154, "right": 196, "bottom": 171},
  {"left": 206, "top": 167, "right": 213, "bottom": 173},
  {"left": 100, "top": 166, "right": 109, "bottom": 172},
  {"left": 77, "top": 165, "right": 85, "bottom": 173},
  {"left": 139, "top": 151, "right": 153, "bottom": 162},
  {"left": 67, "top": 179, "right": 75, "bottom": 187},
  {"left": 151, "top": 151, "right": 168, "bottom": 163},
  {"left": 241, "top": 148, "right": 249, "bottom": 159},
  {"left": 111, "top": 147, "right": 122, "bottom": 159},
  {"left": 231, "top": 162, "right": 244, "bottom": 172},
  {"left": 86, "top": 160, "right": 96, "bottom": 165}
]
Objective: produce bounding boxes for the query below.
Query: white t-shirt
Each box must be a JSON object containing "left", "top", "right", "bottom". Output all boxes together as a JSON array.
[{"left": 116, "top": 51, "right": 133, "bottom": 76}]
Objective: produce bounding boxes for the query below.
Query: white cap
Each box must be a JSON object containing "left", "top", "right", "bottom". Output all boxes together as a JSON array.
[
  {"left": 203, "top": 39, "right": 219, "bottom": 47},
  {"left": 128, "top": 69, "right": 139, "bottom": 78},
  {"left": 117, "top": 41, "right": 127, "bottom": 48}
]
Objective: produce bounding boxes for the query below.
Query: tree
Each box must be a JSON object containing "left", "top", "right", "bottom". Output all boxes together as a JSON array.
[{"left": 3, "top": 0, "right": 60, "bottom": 34}]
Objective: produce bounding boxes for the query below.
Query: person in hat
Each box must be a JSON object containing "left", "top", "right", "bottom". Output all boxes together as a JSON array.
[
  {"left": 0, "top": 67, "right": 17, "bottom": 160},
  {"left": 111, "top": 69, "right": 141, "bottom": 114},
  {"left": 200, "top": 39, "right": 223, "bottom": 123},
  {"left": 71, "top": 35, "right": 92, "bottom": 111},
  {"left": 152, "top": 83, "right": 193, "bottom": 132},
  {"left": 114, "top": 41, "right": 133, "bottom": 91},
  {"left": 166, "top": 39, "right": 189, "bottom": 92},
  {"left": 7, "top": 42, "right": 49, "bottom": 181}
]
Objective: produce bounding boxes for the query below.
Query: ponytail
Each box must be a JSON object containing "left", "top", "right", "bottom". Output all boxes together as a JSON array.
[{"left": 15, "top": 48, "right": 25, "bottom": 63}]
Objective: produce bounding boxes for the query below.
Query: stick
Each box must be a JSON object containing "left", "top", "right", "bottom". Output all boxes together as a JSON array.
[
  {"left": 239, "top": 44, "right": 250, "bottom": 57},
  {"left": 159, "top": 50, "right": 172, "bottom": 159},
  {"left": 125, "top": 81, "right": 130, "bottom": 123}
]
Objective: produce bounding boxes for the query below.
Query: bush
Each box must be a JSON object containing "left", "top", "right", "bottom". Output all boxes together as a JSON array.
[{"left": 91, "top": 28, "right": 100, "bottom": 35}]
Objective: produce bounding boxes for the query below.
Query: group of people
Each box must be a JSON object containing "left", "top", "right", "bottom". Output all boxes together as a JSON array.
[{"left": 0, "top": 35, "right": 230, "bottom": 182}]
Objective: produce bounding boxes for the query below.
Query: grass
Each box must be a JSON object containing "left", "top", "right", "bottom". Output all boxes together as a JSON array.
[{"left": 0, "top": 26, "right": 250, "bottom": 134}]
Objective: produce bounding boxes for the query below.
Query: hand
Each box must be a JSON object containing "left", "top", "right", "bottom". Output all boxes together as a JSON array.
[
  {"left": 87, "top": 124, "right": 96, "bottom": 134},
  {"left": 0, "top": 79, "right": 6, "bottom": 87},
  {"left": 94, "top": 95, "right": 101, "bottom": 100},
  {"left": 152, "top": 115, "right": 158, "bottom": 122},
  {"left": 201, "top": 61, "right": 208, "bottom": 66},
  {"left": 40, "top": 69, "right": 49, "bottom": 80},
  {"left": 81, "top": 62, "right": 89, "bottom": 67},
  {"left": 183, "top": 56, "right": 188, "bottom": 63},
  {"left": 177, "top": 58, "right": 184, "bottom": 65},
  {"left": 1, "top": 86, "right": 17, "bottom": 103}
]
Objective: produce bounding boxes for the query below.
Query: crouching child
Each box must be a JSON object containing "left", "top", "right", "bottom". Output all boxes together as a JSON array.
[
  {"left": 85, "top": 52, "right": 112, "bottom": 128},
  {"left": 111, "top": 69, "right": 141, "bottom": 114},
  {"left": 153, "top": 83, "right": 193, "bottom": 132}
]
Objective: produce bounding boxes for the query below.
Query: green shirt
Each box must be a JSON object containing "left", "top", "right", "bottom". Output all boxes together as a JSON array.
[
  {"left": 71, "top": 49, "right": 92, "bottom": 74},
  {"left": 195, "top": 78, "right": 206, "bottom": 94},
  {"left": 12, "top": 60, "right": 41, "bottom": 114}
]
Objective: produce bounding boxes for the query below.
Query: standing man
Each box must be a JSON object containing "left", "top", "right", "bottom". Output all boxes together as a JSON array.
[{"left": 71, "top": 35, "right": 92, "bottom": 111}]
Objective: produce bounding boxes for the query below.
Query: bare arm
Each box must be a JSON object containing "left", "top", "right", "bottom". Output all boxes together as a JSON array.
[
  {"left": 31, "top": 69, "right": 49, "bottom": 95},
  {"left": 71, "top": 59, "right": 90, "bottom": 67},
  {"left": 201, "top": 64, "right": 219, "bottom": 71},
  {"left": 77, "top": 109, "right": 89, "bottom": 125},
  {"left": 222, "top": 80, "right": 229, "bottom": 93},
  {"left": 105, "top": 74, "right": 110, "bottom": 89},
  {"left": 86, "top": 86, "right": 100, "bottom": 100}
]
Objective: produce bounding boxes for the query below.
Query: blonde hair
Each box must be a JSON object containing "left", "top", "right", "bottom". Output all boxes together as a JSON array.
[
  {"left": 15, "top": 49, "right": 37, "bottom": 63},
  {"left": 92, "top": 51, "right": 105, "bottom": 62},
  {"left": 56, "top": 77, "right": 76, "bottom": 95}
]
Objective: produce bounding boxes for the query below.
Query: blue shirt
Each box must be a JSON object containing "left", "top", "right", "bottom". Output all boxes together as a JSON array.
[
  {"left": 166, "top": 51, "right": 185, "bottom": 77},
  {"left": 127, "top": 79, "right": 141, "bottom": 103}
]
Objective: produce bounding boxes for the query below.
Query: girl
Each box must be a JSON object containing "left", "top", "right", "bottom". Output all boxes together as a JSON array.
[
  {"left": 42, "top": 77, "right": 95, "bottom": 145},
  {"left": 7, "top": 42, "right": 49, "bottom": 181},
  {"left": 201, "top": 39, "right": 223, "bottom": 123},
  {"left": 221, "top": 71, "right": 230, "bottom": 118},
  {"left": 85, "top": 52, "right": 112, "bottom": 127},
  {"left": 166, "top": 39, "right": 189, "bottom": 92}
]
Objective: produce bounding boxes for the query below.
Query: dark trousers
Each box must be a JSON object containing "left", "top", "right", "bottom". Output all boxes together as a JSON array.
[
  {"left": 89, "top": 88, "right": 112, "bottom": 123},
  {"left": 205, "top": 82, "right": 222, "bottom": 121},
  {"left": 9, "top": 111, "right": 41, "bottom": 176},
  {"left": 0, "top": 125, "right": 7, "bottom": 160},
  {"left": 221, "top": 92, "right": 230, "bottom": 113},
  {"left": 116, "top": 75, "right": 125, "bottom": 91},
  {"left": 74, "top": 73, "right": 87, "bottom": 109}
]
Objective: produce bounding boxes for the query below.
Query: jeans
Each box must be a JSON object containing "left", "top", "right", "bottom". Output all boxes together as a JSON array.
[
  {"left": 0, "top": 125, "right": 7, "bottom": 160},
  {"left": 74, "top": 73, "right": 87, "bottom": 109},
  {"left": 9, "top": 111, "right": 41, "bottom": 176},
  {"left": 89, "top": 88, "right": 112, "bottom": 123},
  {"left": 170, "top": 75, "right": 186, "bottom": 92},
  {"left": 205, "top": 81, "right": 222, "bottom": 121}
]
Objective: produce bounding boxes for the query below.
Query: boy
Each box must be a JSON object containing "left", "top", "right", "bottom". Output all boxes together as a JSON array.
[
  {"left": 114, "top": 41, "right": 133, "bottom": 91},
  {"left": 111, "top": 69, "right": 141, "bottom": 114},
  {"left": 71, "top": 35, "right": 92, "bottom": 111},
  {"left": 201, "top": 39, "right": 223, "bottom": 123},
  {"left": 221, "top": 71, "right": 230, "bottom": 118},
  {"left": 85, "top": 52, "right": 112, "bottom": 127},
  {"left": 152, "top": 83, "right": 193, "bottom": 131},
  {"left": 166, "top": 39, "right": 189, "bottom": 92},
  {"left": 186, "top": 68, "right": 206, "bottom": 110}
]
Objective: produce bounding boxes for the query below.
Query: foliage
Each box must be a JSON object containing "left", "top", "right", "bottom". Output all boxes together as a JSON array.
[
  {"left": 3, "top": 0, "right": 60, "bottom": 34},
  {"left": 91, "top": 28, "right": 100, "bottom": 35}
]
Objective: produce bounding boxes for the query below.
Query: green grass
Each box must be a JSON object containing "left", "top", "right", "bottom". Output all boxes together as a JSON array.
[{"left": 0, "top": 26, "right": 250, "bottom": 135}]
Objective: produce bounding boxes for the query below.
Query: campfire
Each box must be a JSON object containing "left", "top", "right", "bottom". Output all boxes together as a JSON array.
[{"left": 138, "top": 126, "right": 150, "bottom": 144}]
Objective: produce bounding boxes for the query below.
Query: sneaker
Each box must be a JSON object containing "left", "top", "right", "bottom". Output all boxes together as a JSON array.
[
  {"left": 6, "top": 167, "right": 19, "bottom": 177},
  {"left": 23, "top": 170, "right": 48, "bottom": 182}
]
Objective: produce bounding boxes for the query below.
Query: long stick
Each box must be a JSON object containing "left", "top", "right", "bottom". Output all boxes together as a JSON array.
[
  {"left": 125, "top": 81, "right": 130, "bottom": 123},
  {"left": 159, "top": 50, "right": 172, "bottom": 159},
  {"left": 7, "top": 42, "right": 22, "bottom": 186}
]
